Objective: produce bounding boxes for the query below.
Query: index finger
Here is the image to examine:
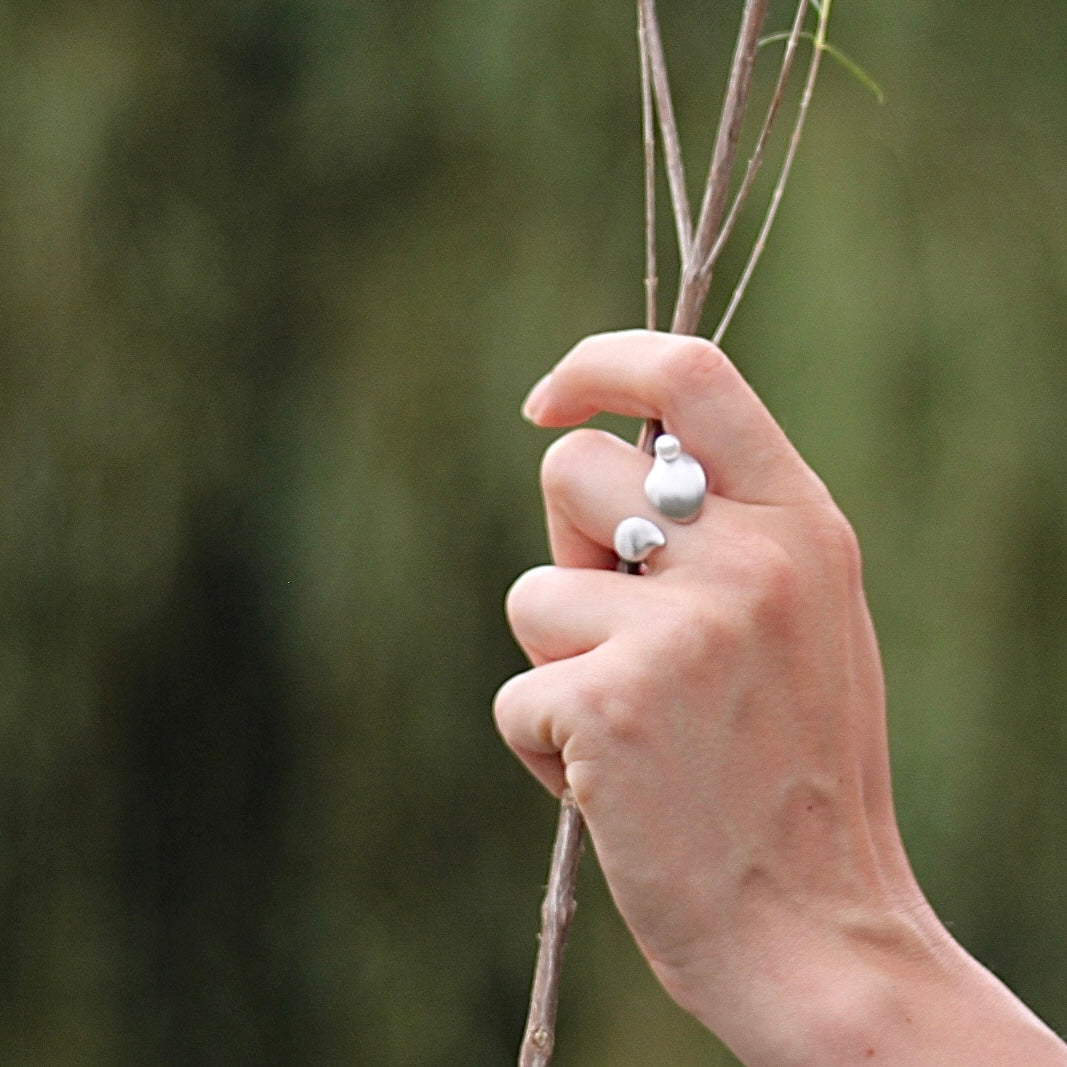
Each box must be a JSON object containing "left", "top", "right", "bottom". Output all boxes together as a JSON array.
[{"left": 522, "top": 330, "right": 826, "bottom": 506}]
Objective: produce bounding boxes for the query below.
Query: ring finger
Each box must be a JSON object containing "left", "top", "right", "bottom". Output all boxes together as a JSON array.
[{"left": 541, "top": 427, "right": 662, "bottom": 569}]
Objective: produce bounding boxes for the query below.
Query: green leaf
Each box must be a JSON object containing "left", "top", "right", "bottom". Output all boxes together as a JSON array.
[{"left": 759, "top": 30, "right": 885, "bottom": 104}]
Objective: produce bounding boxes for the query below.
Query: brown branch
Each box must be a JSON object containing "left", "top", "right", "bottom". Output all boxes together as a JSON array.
[
  {"left": 638, "top": 0, "right": 658, "bottom": 331},
  {"left": 713, "top": 1, "right": 829, "bottom": 344},
  {"left": 517, "top": 27, "right": 666, "bottom": 1063},
  {"left": 518, "top": 789, "right": 585, "bottom": 1067},
  {"left": 517, "top": 48, "right": 665, "bottom": 1039},
  {"left": 640, "top": 0, "right": 692, "bottom": 264},
  {"left": 673, "top": 0, "right": 769, "bottom": 334},
  {"left": 704, "top": 0, "right": 810, "bottom": 274}
]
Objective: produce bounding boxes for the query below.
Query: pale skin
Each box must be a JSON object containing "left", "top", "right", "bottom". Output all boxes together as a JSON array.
[{"left": 494, "top": 331, "right": 1067, "bottom": 1065}]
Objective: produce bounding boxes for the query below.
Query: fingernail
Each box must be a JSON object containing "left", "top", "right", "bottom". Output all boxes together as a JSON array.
[{"left": 521, "top": 371, "right": 553, "bottom": 422}]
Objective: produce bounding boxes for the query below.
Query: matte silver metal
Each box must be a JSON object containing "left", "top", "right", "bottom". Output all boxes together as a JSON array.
[
  {"left": 643, "top": 433, "right": 707, "bottom": 522},
  {"left": 613, "top": 516, "right": 667, "bottom": 564}
]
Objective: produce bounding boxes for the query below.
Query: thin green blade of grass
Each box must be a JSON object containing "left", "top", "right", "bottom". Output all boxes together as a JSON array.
[{"left": 760, "top": 30, "right": 884, "bottom": 103}]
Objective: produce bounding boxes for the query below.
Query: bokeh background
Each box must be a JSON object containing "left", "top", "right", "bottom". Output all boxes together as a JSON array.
[{"left": 3, "top": 0, "right": 1067, "bottom": 1063}]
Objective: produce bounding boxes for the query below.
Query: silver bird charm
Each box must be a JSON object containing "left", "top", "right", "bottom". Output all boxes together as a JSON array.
[
  {"left": 613, "top": 516, "right": 667, "bottom": 564},
  {"left": 643, "top": 434, "right": 707, "bottom": 523}
]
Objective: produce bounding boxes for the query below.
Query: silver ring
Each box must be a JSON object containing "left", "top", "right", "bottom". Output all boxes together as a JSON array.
[
  {"left": 644, "top": 434, "right": 707, "bottom": 523},
  {"left": 613, "top": 516, "right": 666, "bottom": 564}
]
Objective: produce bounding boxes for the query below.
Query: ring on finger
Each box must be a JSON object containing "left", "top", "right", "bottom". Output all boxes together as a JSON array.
[
  {"left": 644, "top": 433, "right": 707, "bottom": 523},
  {"left": 613, "top": 516, "right": 666, "bottom": 565}
]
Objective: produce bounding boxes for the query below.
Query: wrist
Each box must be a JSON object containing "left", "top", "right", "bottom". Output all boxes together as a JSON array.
[
  {"left": 718, "top": 894, "right": 1066, "bottom": 1066},
  {"left": 780, "top": 898, "right": 962, "bottom": 1065}
]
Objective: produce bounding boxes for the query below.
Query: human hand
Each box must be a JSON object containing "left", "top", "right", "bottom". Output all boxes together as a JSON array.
[{"left": 494, "top": 331, "right": 1067, "bottom": 1064}]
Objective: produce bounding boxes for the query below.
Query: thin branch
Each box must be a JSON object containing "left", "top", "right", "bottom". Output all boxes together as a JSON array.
[
  {"left": 518, "top": 790, "right": 585, "bottom": 1067},
  {"left": 704, "top": 0, "right": 809, "bottom": 274},
  {"left": 516, "top": 23, "right": 666, "bottom": 1065},
  {"left": 638, "top": 0, "right": 658, "bottom": 331},
  {"left": 637, "top": 6, "right": 665, "bottom": 449},
  {"left": 639, "top": 0, "right": 692, "bottom": 264},
  {"left": 673, "top": 0, "right": 769, "bottom": 334},
  {"left": 713, "top": 0, "right": 831, "bottom": 344}
]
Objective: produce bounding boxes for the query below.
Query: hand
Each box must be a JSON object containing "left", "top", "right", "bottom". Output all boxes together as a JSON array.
[{"left": 494, "top": 331, "right": 1067, "bottom": 1065}]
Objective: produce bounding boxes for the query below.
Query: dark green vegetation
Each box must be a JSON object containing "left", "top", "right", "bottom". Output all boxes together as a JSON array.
[{"left": 2, "top": 1, "right": 1067, "bottom": 1063}]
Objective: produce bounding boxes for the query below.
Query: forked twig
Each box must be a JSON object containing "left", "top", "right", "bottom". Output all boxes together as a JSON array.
[
  {"left": 673, "top": 0, "right": 769, "bottom": 334},
  {"left": 639, "top": 0, "right": 692, "bottom": 262},
  {"left": 713, "top": 0, "right": 832, "bottom": 343},
  {"left": 705, "top": 0, "right": 809, "bottom": 274}
]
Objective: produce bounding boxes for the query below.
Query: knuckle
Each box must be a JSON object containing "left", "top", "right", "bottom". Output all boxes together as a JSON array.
[
  {"left": 803, "top": 501, "right": 865, "bottom": 588},
  {"left": 491, "top": 677, "right": 515, "bottom": 734},
  {"left": 491, "top": 672, "right": 545, "bottom": 746},
  {"left": 686, "top": 597, "right": 747, "bottom": 663},
  {"left": 828, "top": 509, "right": 864, "bottom": 579},
  {"left": 571, "top": 660, "right": 648, "bottom": 747},
  {"left": 539, "top": 427, "right": 604, "bottom": 496},
  {"left": 595, "top": 689, "right": 650, "bottom": 750},
  {"left": 658, "top": 337, "right": 729, "bottom": 395},
  {"left": 564, "top": 761, "right": 597, "bottom": 812},
  {"left": 740, "top": 505, "right": 864, "bottom": 634},
  {"left": 647, "top": 595, "right": 745, "bottom": 683},
  {"left": 719, "top": 527, "right": 804, "bottom": 637},
  {"left": 504, "top": 565, "right": 554, "bottom": 629},
  {"left": 492, "top": 675, "right": 530, "bottom": 751},
  {"left": 717, "top": 524, "right": 800, "bottom": 607},
  {"left": 750, "top": 534, "right": 800, "bottom": 606}
]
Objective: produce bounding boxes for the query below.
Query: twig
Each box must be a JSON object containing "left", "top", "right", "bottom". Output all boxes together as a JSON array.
[
  {"left": 704, "top": 0, "right": 809, "bottom": 274},
  {"left": 673, "top": 0, "right": 769, "bottom": 334},
  {"left": 713, "top": 0, "right": 831, "bottom": 344},
  {"left": 638, "top": 0, "right": 658, "bottom": 331},
  {"left": 639, "top": 0, "right": 692, "bottom": 263},
  {"left": 637, "top": 6, "right": 668, "bottom": 454},
  {"left": 518, "top": 31, "right": 663, "bottom": 1057},
  {"left": 518, "top": 789, "right": 585, "bottom": 1067}
]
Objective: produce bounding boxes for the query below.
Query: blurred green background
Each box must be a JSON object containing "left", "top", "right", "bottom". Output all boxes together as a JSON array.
[{"left": 2, "top": 0, "right": 1067, "bottom": 1063}]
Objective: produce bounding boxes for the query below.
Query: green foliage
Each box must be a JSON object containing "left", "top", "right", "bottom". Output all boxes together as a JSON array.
[
  {"left": 1, "top": 1, "right": 1067, "bottom": 1064},
  {"left": 759, "top": 30, "right": 885, "bottom": 104}
]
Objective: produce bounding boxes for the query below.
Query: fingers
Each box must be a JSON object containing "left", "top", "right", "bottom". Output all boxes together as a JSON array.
[
  {"left": 540, "top": 428, "right": 653, "bottom": 569},
  {"left": 505, "top": 564, "right": 646, "bottom": 664},
  {"left": 540, "top": 426, "right": 719, "bottom": 574},
  {"left": 523, "top": 330, "right": 825, "bottom": 506},
  {"left": 492, "top": 659, "right": 576, "bottom": 795},
  {"left": 499, "top": 565, "right": 657, "bottom": 794},
  {"left": 493, "top": 644, "right": 623, "bottom": 798}
]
